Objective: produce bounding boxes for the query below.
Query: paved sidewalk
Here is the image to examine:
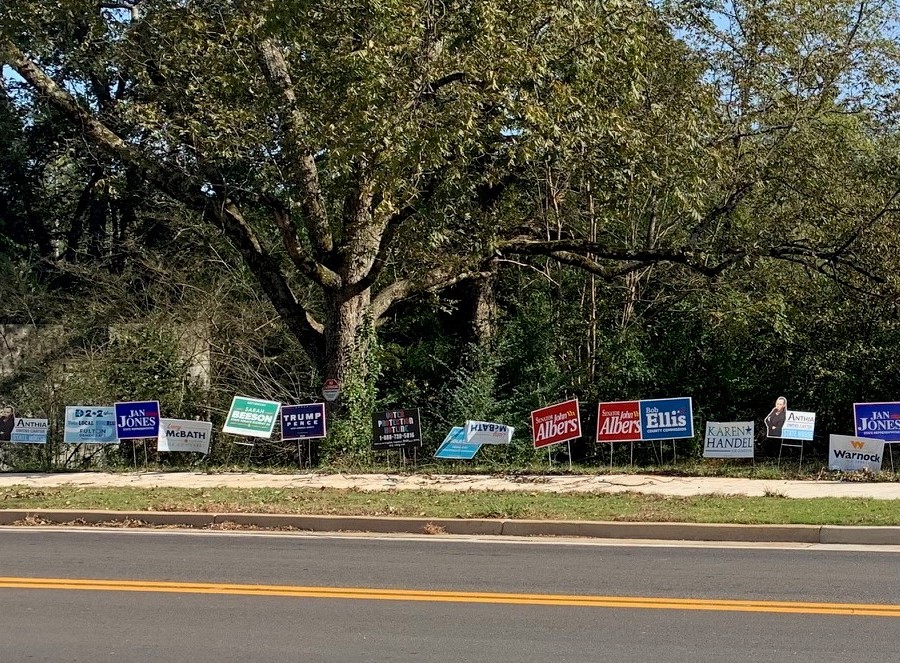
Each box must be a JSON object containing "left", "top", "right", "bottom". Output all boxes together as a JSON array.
[{"left": 2, "top": 472, "right": 900, "bottom": 499}]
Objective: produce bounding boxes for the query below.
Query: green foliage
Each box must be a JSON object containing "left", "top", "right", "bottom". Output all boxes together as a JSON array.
[
  {"left": 2, "top": 0, "right": 900, "bottom": 474},
  {"left": 323, "top": 319, "right": 380, "bottom": 467}
]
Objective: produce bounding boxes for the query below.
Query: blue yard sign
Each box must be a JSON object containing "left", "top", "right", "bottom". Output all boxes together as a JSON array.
[
  {"left": 114, "top": 400, "right": 161, "bottom": 440},
  {"left": 434, "top": 426, "right": 482, "bottom": 460},
  {"left": 64, "top": 407, "right": 118, "bottom": 444},
  {"left": 639, "top": 397, "right": 694, "bottom": 440},
  {"left": 281, "top": 403, "right": 327, "bottom": 440},
  {"left": 854, "top": 402, "right": 900, "bottom": 442}
]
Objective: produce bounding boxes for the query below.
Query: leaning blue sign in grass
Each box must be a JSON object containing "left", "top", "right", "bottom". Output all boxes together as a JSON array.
[
  {"left": 222, "top": 396, "right": 281, "bottom": 438},
  {"left": 115, "top": 400, "right": 161, "bottom": 439},
  {"left": 64, "top": 406, "right": 118, "bottom": 444},
  {"left": 854, "top": 402, "right": 900, "bottom": 442},
  {"left": 435, "top": 426, "right": 482, "bottom": 459},
  {"left": 11, "top": 418, "right": 48, "bottom": 444},
  {"left": 281, "top": 403, "right": 327, "bottom": 440}
]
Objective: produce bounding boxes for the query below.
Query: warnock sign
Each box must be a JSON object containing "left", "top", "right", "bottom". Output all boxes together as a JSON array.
[
  {"left": 853, "top": 402, "right": 900, "bottom": 442},
  {"left": 531, "top": 399, "right": 581, "bottom": 449},
  {"left": 465, "top": 421, "right": 514, "bottom": 445},
  {"left": 703, "top": 422, "right": 754, "bottom": 459},
  {"left": 114, "top": 401, "right": 161, "bottom": 440},
  {"left": 372, "top": 408, "right": 422, "bottom": 449},
  {"left": 64, "top": 406, "right": 117, "bottom": 445},
  {"left": 158, "top": 419, "right": 213, "bottom": 454},
  {"left": 596, "top": 401, "right": 642, "bottom": 443},
  {"left": 829, "top": 434, "right": 884, "bottom": 472},
  {"left": 281, "top": 403, "right": 327, "bottom": 441},
  {"left": 11, "top": 418, "right": 49, "bottom": 444}
]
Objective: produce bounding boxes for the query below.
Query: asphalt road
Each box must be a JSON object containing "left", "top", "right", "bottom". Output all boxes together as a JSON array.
[{"left": 1, "top": 528, "right": 899, "bottom": 662}]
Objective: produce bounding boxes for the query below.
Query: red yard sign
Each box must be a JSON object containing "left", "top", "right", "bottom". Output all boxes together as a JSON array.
[
  {"left": 531, "top": 399, "right": 582, "bottom": 449},
  {"left": 596, "top": 401, "right": 642, "bottom": 442}
]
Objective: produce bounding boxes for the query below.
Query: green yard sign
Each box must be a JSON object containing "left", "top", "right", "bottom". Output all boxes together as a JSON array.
[{"left": 222, "top": 396, "right": 281, "bottom": 439}]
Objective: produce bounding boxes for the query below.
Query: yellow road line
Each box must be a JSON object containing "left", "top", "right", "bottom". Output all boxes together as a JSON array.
[{"left": 1, "top": 577, "right": 898, "bottom": 617}]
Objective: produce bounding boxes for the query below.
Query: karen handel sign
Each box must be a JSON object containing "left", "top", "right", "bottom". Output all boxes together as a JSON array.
[{"left": 703, "top": 422, "right": 754, "bottom": 459}]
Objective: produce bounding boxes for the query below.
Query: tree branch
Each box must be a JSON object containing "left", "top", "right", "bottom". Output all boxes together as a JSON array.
[
  {"left": 270, "top": 203, "right": 342, "bottom": 290},
  {"left": 3, "top": 37, "right": 327, "bottom": 367},
  {"left": 256, "top": 38, "right": 334, "bottom": 260},
  {"left": 210, "top": 201, "right": 326, "bottom": 364},
  {"left": 370, "top": 263, "right": 492, "bottom": 322}
]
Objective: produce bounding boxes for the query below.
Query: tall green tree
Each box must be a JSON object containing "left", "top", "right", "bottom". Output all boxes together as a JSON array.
[{"left": 2, "top": 0, "right": 898, "bottom": 388}]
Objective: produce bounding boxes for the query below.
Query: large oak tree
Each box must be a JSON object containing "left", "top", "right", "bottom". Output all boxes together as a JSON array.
[{"left": 2, "top": 0, "right": 898, "bottom": 385}]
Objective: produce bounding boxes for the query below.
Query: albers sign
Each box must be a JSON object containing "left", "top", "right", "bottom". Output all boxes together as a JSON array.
[{"left": 531, "top": 399, "right": 581, "bottom": 449}]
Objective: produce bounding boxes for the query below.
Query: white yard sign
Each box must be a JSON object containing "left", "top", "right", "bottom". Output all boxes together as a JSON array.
[
  {"left": 703, "top": 422, "right": 754, "bottom": 458},
  {"left": 465, "top": 420, "right": 514, "bottom": 445},
  {"left": 828, "top": 435, "right": 884, "bottom": 472},
  {"left": 158, "top": 419, "right": 213, "bottom": 454}
]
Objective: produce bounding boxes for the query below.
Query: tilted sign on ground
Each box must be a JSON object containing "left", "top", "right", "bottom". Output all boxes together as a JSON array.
[
  {"left": 434, "top": 426, "right": 481, "bottom": 460},
  {"left": 465, "top": 421, "right": 514, "bottom": 445}
]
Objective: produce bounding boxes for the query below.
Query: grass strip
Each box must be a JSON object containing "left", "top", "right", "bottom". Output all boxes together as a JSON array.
[{"left": 1, "top": 486, "right": 899, "bottom": 525}]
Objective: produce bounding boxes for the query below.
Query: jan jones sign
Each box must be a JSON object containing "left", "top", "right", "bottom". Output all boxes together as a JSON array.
[
  {"left": 531, "top": 399, "right": 581, "bottom": 449},
  {"left": 854, "top": 402, "right": 900, "bottom": 442},
  {"left": 372, "top": 408, "right": 422, "bottom": 449},
  {"left": 11, "top": 418, "right": 49, "bottom": 444},
  {"left": 782, "top": 411, "right": 816, "bottom": 441},
  {"left": 115, "top": 401, "right": 161, "bottom": 440},
  {"left": 158, "top": 419, "right": 213, "bottom": 454},
  {"left": 640, "top": 397, "right": 694, "bottom": 440},
  {"left": 434, "top": 426, "right": 481, "bottom": 460},
  {"left": 465, "top": 420, "right": 514, "bottom": 445},
  {"left": 222, "top": 396, "right": 280, "bottom": 439},
  {"left": 64, "top": 406, "right": 118, "bottom": 444},
  {"left": 596, "top": 401, "right": 641, "bottom": 443},
  {"left": 281, "top": 403, "right": 327, "bottom": 441},
  {"left": 703, "top": 422, "right": 754, "bottom": 459},
  {"left": 829, "top": 434, "right": 884, "bottom": 472}
]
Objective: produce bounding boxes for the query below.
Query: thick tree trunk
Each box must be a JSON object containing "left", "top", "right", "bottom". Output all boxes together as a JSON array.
[
  {"left": 323, "top": 289, "right": 371, "bottom": 385},
  {"left": 467, "top": 272, "right": 497, "bottom": 349}
]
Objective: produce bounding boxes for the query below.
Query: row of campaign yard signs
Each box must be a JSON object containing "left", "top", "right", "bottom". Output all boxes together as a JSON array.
[{"left": 2, "top": 396, "right": 899, "bottom": 472}]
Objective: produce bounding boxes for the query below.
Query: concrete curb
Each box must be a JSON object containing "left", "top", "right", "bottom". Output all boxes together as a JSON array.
[{"left": 4, "top": 509, "right": 900, "bottom": 545}]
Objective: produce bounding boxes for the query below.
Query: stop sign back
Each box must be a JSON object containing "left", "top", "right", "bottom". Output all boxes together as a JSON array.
[{"left": 531, "top": 399, "right": 581, "bottom": 449}]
